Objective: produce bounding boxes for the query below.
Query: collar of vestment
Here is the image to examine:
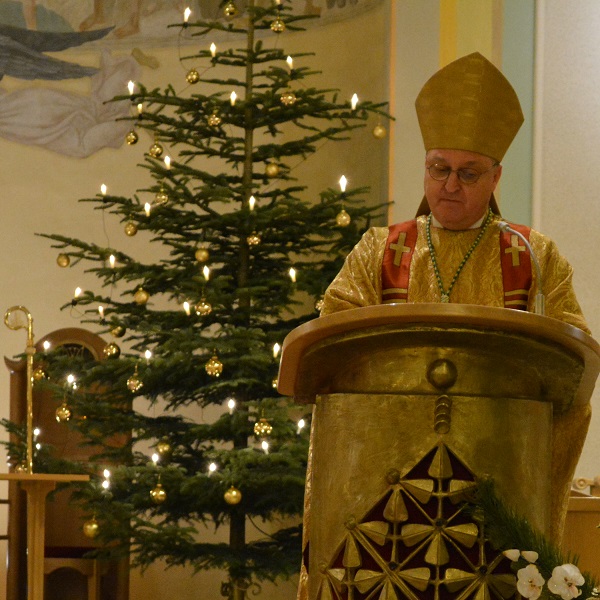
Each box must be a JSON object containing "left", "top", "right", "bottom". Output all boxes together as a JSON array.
[{"left": 430, "top": 212, "right": 488, "bottom": 229}]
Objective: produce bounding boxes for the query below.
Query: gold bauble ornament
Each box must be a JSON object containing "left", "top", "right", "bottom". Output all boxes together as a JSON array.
[
  {"left": 56, "top": 253, "right": 70, "bottom": 268},
  {"left": 14, "top": 462, "right": 28, "bottom": 474},
  {"left": 126, "top": 130, "right": 139, "bottom": 145},
  {"left": 55, "top": 402, "right": 71, "bottom": 422},
  {"left": 134, "top": 288, "right": 150, "bottom": 305},
  {"left": 336, "top": 208, "right": 351, "bottom": 227},
  {"left": 224, "top": 486, "right": 242, "bottom": 505},
  {"left": 33, "top": 366, "right": 46, "bottom": 381},
  {"left": 270, "top": 17, "right": 286, "bottom": 33},
  {"left": 205, "top": 355, "right": 223, "bottom": 377},
  {"left": 254, "top": 417, "right": 273, "bottom": 437},
  {"left": 150, "top": 483, "right": 167, "bottom": 504},
  {"left": 186, "top": 68, "right": 200, "bottom": 84},
  {"left": 155, "top": 188, "right": 169, "bottom": 205},
  {"left": 195, "top": 247, "right": 210, "bottom": 262},
  {"left": 127, "top": 367, "right": 143, "bottom": 392},
  {"left": 247, "top": 233, "right": 261, "bottom": 246},
  {"left": 207, "top": 113, "right": 222, "bottom": 127},
  {"left": 280, "top": 90, "right": 297, "bottom": 106},
  {"left": 224, "top": 1, "right": 237, "bottom": 17},
  {"left": 103, "top": 342, "right": 121, "bottom": 360},
  {"left": 83, "top": 517, "right": 99, "bottom": 539},
  {"left": 373, "top": 124, "right": 387, "bottom": 139},
  {"left": 149, "top": 141, "right": 164, "bottom": 158},
  {"left": 124, "top": 222, "right": 138, "bottom": 237},
  {"left": 111, "top": 325, "right": 126, "bottom": 338},
  {"left": 195, "top": 300, "right": 212, "bottom": 316},
  {"left": 156, "top": 440, "right": 172, "bottom": 456},
  {"left": 265, "top": 162, "right": 280, "bottom": 178}
]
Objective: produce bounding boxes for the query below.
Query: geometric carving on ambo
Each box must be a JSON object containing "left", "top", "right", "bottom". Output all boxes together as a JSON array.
[
  {"left": 434, "top": 395, "right": 452, "bottom": 435},
  {"left": 317, "top": 443, "right": 516, "bottom": 600},
  {"left": 427, "top": 359, "right": 458, "bottom": 390}
]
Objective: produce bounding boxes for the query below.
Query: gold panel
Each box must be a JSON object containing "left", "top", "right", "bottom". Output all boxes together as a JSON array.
[{"left": 307, "top": 394, "right": 550, "bottom": 600}]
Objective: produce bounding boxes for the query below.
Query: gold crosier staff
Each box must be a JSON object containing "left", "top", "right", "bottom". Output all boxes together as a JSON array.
[{"left": 4, "top": 306, "right": 35, "bottom": 474}]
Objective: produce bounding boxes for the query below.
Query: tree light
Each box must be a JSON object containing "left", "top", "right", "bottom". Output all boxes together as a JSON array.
[
  {"left": 261, "top": 440, "right": 269, "bottom": 454},
  {"left": 286, "top": 55, "right": 293, "bottom": 70},
  {"left": 100, "top": 183, "right": 107, "bottom": 195},
  {"left": 164, "top": 155, "right": 171, "bottom": 170},
  {"left": 183, "top": 7, "right": 191, "bottom": 22},
  {"left": 289, "top": 267, "right": 296, "bottom": 283},
  {"left": 227, "top": 398, "right": 236, "bottom": 414},
  {"left": 144, "top": 349, "right": 153, "bottom": 362},
  {"left": 103, "top": 469, "right": 111, "bottom": 479},
  {"left": 152, "top": 453, "right": 160, "bottom": 465},
  {"left": 42, "top": 341, "right": 51, "bottom": 352},
  {"left": 230, "top": 91, "right": 237, "bottom": 106},
  {"left": 297, "top": 418, "right": 306, "bottom": 433},
  {"left": 351, "top": 93, "right": 359, "bottom": 110},
  {"left": 339, "top": 175, "right": 347, "bottom": 193},
  {"left": 33, "top": 427, "right": 41, "bottom": 438},
  {"left": 273, "top": 343, "right": 281, "bottom": 358},
  {"left": 109, "top": 254, "right": 116, "bottom": 268},
  {"left": 203, "top": 266, "right": 210, "bottom": 281},
  {"left": 249, "top": 195, "right": 256, "bottom": 210},
  {"left": 137, "top": 103, "right": 143, "bottom": 115},
  {"left": 102, "top": 479, "right": 110, "bottom": 490},
  {"left": 210, "top": 43, "right": 217, "bottom": 57},
  {"left": 208, "top": 462, "right": 217, "bottom": 474},
  {"left": 183, "top": 301, "right": 191, "bottom": 315},
  {"left": 98, "top": 305, "right": 104, "bottom": 319},
  {"left": 128, "top": 80, "right": 135, "bottom": 96},
  {"left": 74, "top": 287, "right": 82, "bottom": 299},
  {"left": 144, "top": 202, "right": 152, "bottom": 217}
]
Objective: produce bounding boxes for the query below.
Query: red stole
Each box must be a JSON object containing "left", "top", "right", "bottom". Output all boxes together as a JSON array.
[{"left": 381, "top": 219, "right": 533, "bottom": 310}]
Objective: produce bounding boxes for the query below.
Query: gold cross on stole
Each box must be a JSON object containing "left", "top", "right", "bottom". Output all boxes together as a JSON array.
[
  {"left": 505, "top": 234, "right": 526, "bottom": 267},
  {"left": 390, "top": 232, "right": 411, "bottom": 266}
]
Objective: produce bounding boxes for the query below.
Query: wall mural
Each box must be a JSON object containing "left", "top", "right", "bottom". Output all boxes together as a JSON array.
[{"left": 0, "top": 0, "right": 382, "bottom": 157}]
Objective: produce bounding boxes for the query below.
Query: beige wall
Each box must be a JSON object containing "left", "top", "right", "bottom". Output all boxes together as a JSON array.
[{"left": 533, "top": 0, "right": 600, "bottom": 483}]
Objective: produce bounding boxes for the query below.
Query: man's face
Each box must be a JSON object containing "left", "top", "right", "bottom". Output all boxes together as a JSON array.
[{"left": 424, "top": 149, "right": 502, "bottom": 230}]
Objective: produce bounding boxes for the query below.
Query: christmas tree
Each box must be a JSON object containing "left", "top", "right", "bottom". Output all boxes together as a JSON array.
[{"left": 9, "top": 1, "right": 388, "bottom": 597}]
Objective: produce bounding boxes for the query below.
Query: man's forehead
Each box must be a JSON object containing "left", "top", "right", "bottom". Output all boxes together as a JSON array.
[{"left": 426, "top": 149, "right": 495, "bottom": 166}]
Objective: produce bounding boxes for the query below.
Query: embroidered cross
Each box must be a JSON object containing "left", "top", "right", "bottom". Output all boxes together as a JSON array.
[
  {"left": 505, "top": 234, "right": 526, "bottom": 267},
  {"left": 390, "top": 232, "right": 411, "bottom": 267}
]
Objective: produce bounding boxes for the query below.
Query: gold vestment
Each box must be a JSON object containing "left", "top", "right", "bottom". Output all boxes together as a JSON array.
[{"left": 296, "top": 216, "right": 591, "bottom": 599}]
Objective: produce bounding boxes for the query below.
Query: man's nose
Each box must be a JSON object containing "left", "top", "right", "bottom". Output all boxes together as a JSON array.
[{"left": 444, "top": 171, "right": 462, "bottom": 192}]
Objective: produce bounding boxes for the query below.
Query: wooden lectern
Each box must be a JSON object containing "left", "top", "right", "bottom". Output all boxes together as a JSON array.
[{"left": 278, "top": 304, "right": 600, "bottom": 600}]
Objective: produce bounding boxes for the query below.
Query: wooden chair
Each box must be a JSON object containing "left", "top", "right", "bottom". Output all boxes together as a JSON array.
[{"left": 4, "top": 327, "right": 129, "bottom": 600}]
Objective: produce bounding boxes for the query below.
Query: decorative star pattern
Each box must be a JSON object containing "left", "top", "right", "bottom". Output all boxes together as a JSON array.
[{"left": 317, "top": 443, "right": 516, "bottom": 600}]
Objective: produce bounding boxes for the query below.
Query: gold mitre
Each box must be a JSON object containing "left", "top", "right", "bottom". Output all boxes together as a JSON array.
[{"left": 415, "top": 52, "right": 524, "bottom": 162}]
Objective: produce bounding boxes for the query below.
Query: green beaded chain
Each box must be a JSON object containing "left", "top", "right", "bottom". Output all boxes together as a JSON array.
[{"left": 426, "top": 208, "right": 494, "bottom": 303}]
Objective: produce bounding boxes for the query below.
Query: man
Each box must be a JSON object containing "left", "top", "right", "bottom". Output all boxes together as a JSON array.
[
  {"left": 298, "top": 53, "right": 590, "bottom": 584},
  {"left": 321, "top": 52, "right": 588, "bottom": 335}
]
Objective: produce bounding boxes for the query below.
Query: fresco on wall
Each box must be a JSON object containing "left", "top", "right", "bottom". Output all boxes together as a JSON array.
[{"left": 0, "top": 0, "right": 380, "bottom": 157}]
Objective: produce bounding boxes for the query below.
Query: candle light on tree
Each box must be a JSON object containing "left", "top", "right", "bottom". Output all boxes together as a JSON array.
[
  {"left": 144, "top": 349, "right": 152, "bottom": 363},
  {"left": 98, "top": 305, "right": 104, "bottom": 319},
  {"left": 164, "top": 155, "right": 171, "bottom": 170},
  {"left": 351, "top": 93, "right": 359, "bottom": 110},
  {"left": 137, "top": 103, "right": 143, "bottom": 116},
  {"left": 210, "top": 42, "right": 217, "bottom": 57},
  {"left": 183, "top": 301, "right": 191, "bottom": 316},
  {"left": 128, "top": 80, "right": 135, "bottom": 96},
  {"left": 339, "top": 175, "right": 348, "bottom": 193},
  {"left": 183, "top": 7, "right": 191, "bottom": 23},
  {"left": 230, "top": 91, "right": 237, "bottom": 106},
  {"left": 100, "top": 183, "right": 107, "bottom": 196},
  {"left": 227, "top": 398, "right": 236, "bottom": 414},
  {"left": 288, "top": 267, "right": 296, "bottom": 283},
  {"left": 249, "top": 195, "right": 256, "bottom": 210},
  {"left": 273, "top": 343, "right": 281, "bottom": 358},
  {"left": 109, "top": 254, "right": 116, "bottom": 268},
  {"left": 144, "top": 202, "right": 152, "bottom": 217},
  {"left": 203, "top": 266, "right": 210, "bottom": 281},
  {"left": 286, "top": 55, "right": 293, "bottom": 70}
]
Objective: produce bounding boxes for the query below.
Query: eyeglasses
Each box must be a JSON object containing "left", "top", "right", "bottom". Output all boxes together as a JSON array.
[{"left": 427, "top": 162, "right": 499, "bottom": 185}]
